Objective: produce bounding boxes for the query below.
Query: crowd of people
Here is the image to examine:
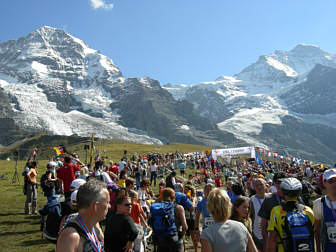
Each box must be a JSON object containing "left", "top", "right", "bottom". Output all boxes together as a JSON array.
[{"left": 21, "top": 150, "right": 336, "bottom": 252}]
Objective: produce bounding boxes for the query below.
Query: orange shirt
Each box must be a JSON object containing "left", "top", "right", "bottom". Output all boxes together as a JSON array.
[{"left": 129, "top": 202, "right": 143, "bottom": 224}]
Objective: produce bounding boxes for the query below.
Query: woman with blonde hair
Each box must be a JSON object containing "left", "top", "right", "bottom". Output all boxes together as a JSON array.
[{"left": 200, "top": 188, "right": 257, "bottom": 252}]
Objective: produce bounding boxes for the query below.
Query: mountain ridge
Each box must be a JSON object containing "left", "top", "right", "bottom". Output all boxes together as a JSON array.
[{"left": 0, "top": 26, "right": 336, "bottom": 163}]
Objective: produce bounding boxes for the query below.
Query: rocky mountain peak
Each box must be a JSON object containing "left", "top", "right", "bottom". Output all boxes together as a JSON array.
[{"left": 290, "top": 44, "right": 326, "bottom": 56}]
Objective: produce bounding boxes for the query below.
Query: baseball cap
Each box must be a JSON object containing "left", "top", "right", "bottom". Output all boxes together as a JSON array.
[{"left": 323, "top": 169, "right": 336, "bottom": 181}]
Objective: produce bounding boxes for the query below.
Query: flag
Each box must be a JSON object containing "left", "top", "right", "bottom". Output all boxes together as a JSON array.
[
  {"left": 53, "top": 146, "right": 64, "bottom": 156},
  {"left": 255, "top": 152, "right": 263, "bottom": 165},
  {"left": 273, "top": 152, "right": 278, "bottom": 158},
  {"left": 207, "top": 151, "right": 213, "bottom": 162},
  {"left": 32, "top": 148, "right": 38, "bottom": 157}
]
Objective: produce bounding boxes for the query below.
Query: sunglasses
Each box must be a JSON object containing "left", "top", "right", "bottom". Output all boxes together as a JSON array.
[
  {"left": 327, "top": 179, "right": 336, "bottom": 184},
  {"left": 124, "top": 203, "right": 133, "bottom": 207}
]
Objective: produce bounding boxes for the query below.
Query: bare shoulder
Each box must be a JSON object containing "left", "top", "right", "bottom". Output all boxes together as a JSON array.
[
  {"left": 175, "top": 204, "right": 185, "bottom": 214},
  {"left": 56, "top": 227, "right": 81, "bottom": 252}
]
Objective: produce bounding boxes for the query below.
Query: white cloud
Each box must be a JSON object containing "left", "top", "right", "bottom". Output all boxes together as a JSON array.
[{"left": 90, "top": 0, "right": 114, "bottom": 10}]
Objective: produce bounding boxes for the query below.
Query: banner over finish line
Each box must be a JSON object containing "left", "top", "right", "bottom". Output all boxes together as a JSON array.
[{"left": 211, "top": 146, "right": 256, "bottom": 160}]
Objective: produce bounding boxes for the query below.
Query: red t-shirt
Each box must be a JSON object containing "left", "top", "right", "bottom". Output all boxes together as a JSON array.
[
  {"left": 109, "top": 165, "right": 120, "bottom": 175},
  {"left": 215, "top": 177, "right": 222, "bottom": 187},
  {"left": 129, "top": 202, "right": 143, "bottom": 225},
  {"left": 57, "top": 164, "right": 76, "bottom": 193}
]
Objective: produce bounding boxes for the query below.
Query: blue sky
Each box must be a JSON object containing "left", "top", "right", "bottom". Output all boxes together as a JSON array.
[{"left": 1, "top": 0, "right": 335, "bottom": 85}]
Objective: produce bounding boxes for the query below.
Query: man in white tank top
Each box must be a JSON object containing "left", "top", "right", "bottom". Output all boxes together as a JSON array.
[{"left": 250, "top": 178, "right": 271, "bottom": 250}]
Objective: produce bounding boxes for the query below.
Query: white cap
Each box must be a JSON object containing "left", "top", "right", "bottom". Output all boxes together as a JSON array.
[
  {"left": 207, "top": 179, "right": 214, "bottom": 184},
  {"left": 48, "top": 161, "right": 57, "bottom": 167},
  {"left": 323, "top": 169, "right": 336, "bottom": 181},
  {"left": 71, "top": 190, "right": 78, "bottom": 204},
  {"left": 70, "top": 178, "right": 86, "bottom": 191}
]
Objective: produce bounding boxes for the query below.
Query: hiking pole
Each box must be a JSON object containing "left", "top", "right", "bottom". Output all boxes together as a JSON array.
[{"left": 11, "top": 150, "right": 20, "bottom": 184}]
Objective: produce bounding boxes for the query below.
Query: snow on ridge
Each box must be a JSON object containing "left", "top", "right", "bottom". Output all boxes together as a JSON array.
[
  {"left": 162, "top": 84, "right": 189, "bottom": 100},
  {"left": 0, "top": 78, "right": 162, "bottom": 145},
  {"left": 69, "top": 34, "right": 97, "bottom": 55},
  {"left": 180, "top": 125, "right": 190, "bottom": 131},
  {"left": 265, "top": 56, "right": 298, "bottom": 77},
  {"left": 217, "top": 106, "right": 288, "bottom": 140},
  {"left": 31, "top": 61, "right": 49, "bottom": 75}
]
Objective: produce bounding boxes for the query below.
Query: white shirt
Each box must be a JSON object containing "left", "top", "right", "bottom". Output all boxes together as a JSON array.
[
  {"left": 101, "top": 171, "right": 112, "bottom": 184},
  {"left": 251, "top": 193, "right": 271, "bottom": 240},
  {"left": 270, "top": 185, "right": 277, "bottom": 193},
  {"left": 138, "top": 188, "right": 147, "bottom": 207},
  {"left": 313, "top": 196, "right": 336, "bottom": 220},
  {"left": 119, "top": 161, "right": 126, "bottom": 171},
  {"left": 150, "top": 164, "right": 157, "bottom": 172}
]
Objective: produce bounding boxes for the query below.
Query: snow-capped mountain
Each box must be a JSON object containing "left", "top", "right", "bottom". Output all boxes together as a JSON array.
[
  {"left": 163, "top": 44, "right": 336, "bottom": 163},
  {"left": 1, "top": 26, "right": 336, "bottom": 163},
  {"left": 0, "top": 26, "right": 241, "bottom": 148}
]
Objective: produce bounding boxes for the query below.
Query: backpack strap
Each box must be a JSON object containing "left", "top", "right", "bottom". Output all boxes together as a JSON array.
[
  {"left": 63, "top": 221, "right": 87, "bottom": 238},
  {"left": 321, "top": 195, "right": 326, "bottom": 204}
]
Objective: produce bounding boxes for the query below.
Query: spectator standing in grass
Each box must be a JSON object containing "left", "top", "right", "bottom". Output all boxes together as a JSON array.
[{"left": 25, "top": 161, "right": 38, "bottom": 214}]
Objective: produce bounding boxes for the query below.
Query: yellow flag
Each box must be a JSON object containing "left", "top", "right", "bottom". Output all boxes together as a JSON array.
[
  {"left": 53, "top": 147, "right": 61, "bottom": 155},
  {"left": 321, "top": 164, "right": 324, "bottom": 168}
]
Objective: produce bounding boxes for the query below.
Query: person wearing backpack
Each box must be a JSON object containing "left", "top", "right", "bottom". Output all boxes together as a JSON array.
[
  {"left": 57, "top": 179, "right": 109, "bottom": 252},
  {"left": 166, "top": 171, "right": 177, "bottom": 190},
  {"left": 268, "top": 177, "right": 315, "bottom": 252},
  {"left": 313, "top": 168, "right": 336, "bottom": 252},
  {"left": 150, "top": 187, "right": 187, "bottom": 252},
  {"left": 41, "top": 162, "right": 58, "bottom": 199},
  {"left": 39, "top": 194, "right": 63, "bottom": 243}
]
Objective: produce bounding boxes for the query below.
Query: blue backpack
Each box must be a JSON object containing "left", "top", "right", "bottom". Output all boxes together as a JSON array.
[
  {"left": 283, "top": 204, "right": 314, "bottom": 252},
  {"left": 150, "top": 202, "right": 177, "bottom": 238}
]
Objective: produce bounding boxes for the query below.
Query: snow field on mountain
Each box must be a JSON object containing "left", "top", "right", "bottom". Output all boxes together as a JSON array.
[{"left": 0, "top": 78, "right": 162, "bottom": 145}]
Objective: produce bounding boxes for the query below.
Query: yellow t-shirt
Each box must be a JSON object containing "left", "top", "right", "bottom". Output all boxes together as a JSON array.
[
  {"left": 267, "top": 201, "right": 314, "bottom": 252},
  {"left": 118, "top": 179, "right": 126, "bottom": 188}
]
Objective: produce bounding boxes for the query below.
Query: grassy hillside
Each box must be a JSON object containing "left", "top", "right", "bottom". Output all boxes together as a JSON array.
[{"left": 0, "top": 134, "right": 210, "bottom": 162}]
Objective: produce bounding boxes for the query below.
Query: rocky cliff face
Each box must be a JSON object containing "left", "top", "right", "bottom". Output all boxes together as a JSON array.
[
  {"left": 0, "top": 26, "right": 242, "bottom": 148},
  {"left": 281, "top": 64, "right": 336, "bottom": 114}
]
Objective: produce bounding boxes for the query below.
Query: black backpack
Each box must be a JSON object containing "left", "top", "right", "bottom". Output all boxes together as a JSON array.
[
  {"left": 40, "top": 172, "right": 52, "bottom": 194},
  {"left": 282, "top": 203, "right": 314, "bottom": 252}
]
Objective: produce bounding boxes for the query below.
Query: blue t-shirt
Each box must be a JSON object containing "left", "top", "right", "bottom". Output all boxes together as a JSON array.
[
  {"left": 178, "top": 163, "right": 185, "bottom": 170},
  {"left": 196, "top": 198, "right": 214, "bottom": 228},
  {"left": 175, "top": 192, "right": 193, "bottom": 210},
  {"left": 227, "top": 190, "right": 238, "bottom": 203}
]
